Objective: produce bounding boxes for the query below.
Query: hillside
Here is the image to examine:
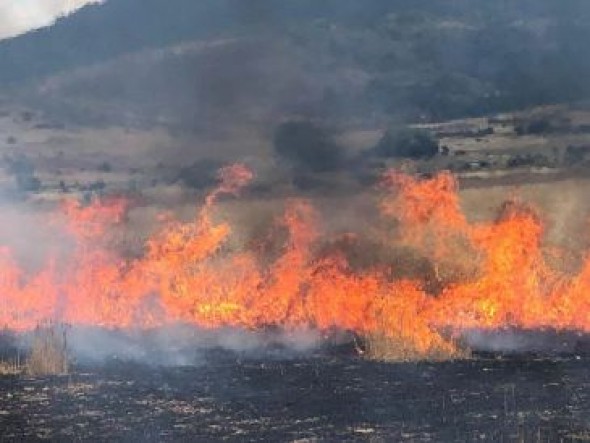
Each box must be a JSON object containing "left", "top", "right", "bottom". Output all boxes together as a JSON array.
[
  {"left": 2, "top": 0, "right": 590, "bottom": 213},
  {"left": 3, "top": 0, "right": 590, "bottom": 130}
]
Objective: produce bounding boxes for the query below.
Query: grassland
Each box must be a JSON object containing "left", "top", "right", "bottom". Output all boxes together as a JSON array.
[{"left": 2, "top": 102, "right": 590, "bottom": 255}]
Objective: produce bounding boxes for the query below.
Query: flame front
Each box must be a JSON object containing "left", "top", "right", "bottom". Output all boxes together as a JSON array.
[{"left": 2, "top": 164, "right": 589, "bottom": 358}]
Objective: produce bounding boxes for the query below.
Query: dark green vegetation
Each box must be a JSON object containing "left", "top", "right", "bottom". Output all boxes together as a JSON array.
[
  {"left": 373, "top": 127, "right": 439, "bottom": 159},
  {"left": 274, "top": 121, "right": 342, "bottom": 172},
  {"left": 4, "top": 0, "right": 590, "bottom": 129}
]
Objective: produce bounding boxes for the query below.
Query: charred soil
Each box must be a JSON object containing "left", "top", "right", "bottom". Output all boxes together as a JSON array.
[{"left": 1, "top": 353, "right": 589, "bottom": 442}]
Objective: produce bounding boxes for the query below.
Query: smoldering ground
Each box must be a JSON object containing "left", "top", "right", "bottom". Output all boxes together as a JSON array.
[
  {"left": 10, "top": 325, "right": 351, "bottom": 367},
  {"left": 2, "top": 331, "right": 589, "bottom": 441}
]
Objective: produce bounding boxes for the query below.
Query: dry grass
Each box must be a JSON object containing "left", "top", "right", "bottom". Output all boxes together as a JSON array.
[
  {"left": 461, "top": 177, "right": 590, "bottom": 264},
  {"left": 26, "top": 322, "right": 70, "bottom": 376},
  {"left": 0, "top": 329, "right": 24, "bottom": 376},
  {"left": 0, "top": 359, "right": 24, "bottom": 376},
  {"left": 566, "top": 432, "right": 590, "bottom": 441},
  {"left": 363, "top": 332, "right": 470, "bottom": 362}
]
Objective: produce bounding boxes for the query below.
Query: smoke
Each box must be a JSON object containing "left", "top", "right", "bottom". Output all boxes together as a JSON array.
[
  {"left": 16, "top": 325, "right": 327, "bottom": 367},
  {"left": 3, "top": 2, "right": 590, "bottom": 366},
  {"left": 462, "top": 329, "right": 589, "bottom": 356},
  {"left": 0, "top": 200, "right": 72, "bottom": 273},
  {"left": 0, "top": 0, "right": 102, "bottom": 40}
]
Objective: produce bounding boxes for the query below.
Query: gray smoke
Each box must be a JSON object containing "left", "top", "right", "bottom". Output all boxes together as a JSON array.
[{"left": 27, "top": 325, "right": 326, "bottom": 367}]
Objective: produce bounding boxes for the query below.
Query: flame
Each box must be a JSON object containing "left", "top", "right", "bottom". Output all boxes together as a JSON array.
[{"left": 1, "top": 164, "right": 590, "bottom": 358}]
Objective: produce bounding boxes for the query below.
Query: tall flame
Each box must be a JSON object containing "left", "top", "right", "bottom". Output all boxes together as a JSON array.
[{"left": 1, "top": 164, "right": 589, "bottom": 358}]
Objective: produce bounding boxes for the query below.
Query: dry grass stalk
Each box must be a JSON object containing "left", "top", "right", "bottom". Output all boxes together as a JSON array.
[
  {"left": 364, "top": 332, "right": 469, "bottom": 362},
  {"left": 27, "top": 321, "right": 70, "bottom": 376},
  {"left": 0, "top": 359, "right": 24, "bottom": 376},
  {"left": 0, "top": 329, "right": 24, "bottom": 375}
]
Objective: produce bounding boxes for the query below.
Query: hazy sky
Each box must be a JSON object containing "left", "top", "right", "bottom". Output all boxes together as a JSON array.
[{"left": 0, "top": 0, "right": 101, "bottom": 40}]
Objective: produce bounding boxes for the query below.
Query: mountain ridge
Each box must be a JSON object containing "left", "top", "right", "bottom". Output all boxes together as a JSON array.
[{"left": 4, "top": 0, "right": 590, "bottom": 128}]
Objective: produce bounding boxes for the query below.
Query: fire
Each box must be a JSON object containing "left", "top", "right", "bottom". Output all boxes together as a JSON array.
[{"left": 1, "top": 164, "right": 590, "bottom": 358}]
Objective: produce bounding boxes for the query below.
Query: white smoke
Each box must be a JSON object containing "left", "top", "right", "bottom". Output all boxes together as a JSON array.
[
  {"left": 0, "top": 0, "right": 103, "bottom": 40},
  {"left": 16, "top": 325, "right": 327, "bottom": 367}
]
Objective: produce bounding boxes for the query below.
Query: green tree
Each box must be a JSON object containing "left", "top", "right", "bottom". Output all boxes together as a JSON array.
[
  {"left": 273, "top": 121, "right": 342, "bottom": 172},
  {"left": 373, "top": 127, "right": 439, "bottom": 159}
]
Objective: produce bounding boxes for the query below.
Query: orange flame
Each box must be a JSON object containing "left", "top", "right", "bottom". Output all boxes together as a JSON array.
[{"left": 1, "top": 165, "right": 590, "bottom": 357}]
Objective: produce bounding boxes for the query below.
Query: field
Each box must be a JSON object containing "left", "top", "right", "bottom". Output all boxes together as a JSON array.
[
  {"left": 2, "top": 103, "right": 590, "bottom": 441},
  {"left": 5, "top": 2, "right": 590, "bottom": 440},
  {"left": 1, "top": 349, "right": 589, "bottom": 442},
  {"left": 3, "top": 103, "right": 590, "bottom": 197},
  {"left": 3, "top": 102, "right": 590, "bottom": 273}
]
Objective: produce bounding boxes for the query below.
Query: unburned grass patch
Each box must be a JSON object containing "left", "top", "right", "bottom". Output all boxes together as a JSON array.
[{"left": 26, "top": 322, "right": 70, "bottom": 376}]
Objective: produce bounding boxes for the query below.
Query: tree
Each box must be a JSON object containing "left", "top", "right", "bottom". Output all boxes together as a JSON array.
[
  {"left": 273, "top": 121, "right": 342, "bottom": 173},
  {"left": 373, "top": 127, "right": 439, "bottom": 159}
]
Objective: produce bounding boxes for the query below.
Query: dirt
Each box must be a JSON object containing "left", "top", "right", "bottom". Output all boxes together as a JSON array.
[{"left": 1, "top": 353, "right": 588, "bottom": 442}]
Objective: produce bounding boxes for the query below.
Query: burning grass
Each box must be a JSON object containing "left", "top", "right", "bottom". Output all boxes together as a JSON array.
[{"left": 0, "top": 165, "right": 589, "bottom": 361}]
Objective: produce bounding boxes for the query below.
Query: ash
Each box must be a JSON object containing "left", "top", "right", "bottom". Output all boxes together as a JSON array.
[{"left": 1, "top": 353, "right": 588, "bottom": 442}]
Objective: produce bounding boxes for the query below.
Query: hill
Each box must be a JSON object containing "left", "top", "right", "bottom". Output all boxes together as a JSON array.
[{"left": 3, "top": 0, "right": 590, "bottom": 129}]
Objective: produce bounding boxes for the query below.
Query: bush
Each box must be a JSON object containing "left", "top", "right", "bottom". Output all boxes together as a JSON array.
[
  {"left": 98, "top": 161, "right": 112, "bottom": 172},
  {"left": 177, "top": 158, "right": 225, "bottom": 189},
  {"left": 373, "top": 127, "right": 439, "bottom": 159},
  {"left": 506, "top": 153, "right": 552, "bottom": 169},
  {"left": 273, "top": 121, "right": 342, "bottom": 172},
  {"left": 564, "top": 145, "right": 590, "bottom": 166},
  {"left": 87, "top": 180, "right": 106, "bottom": 192},
  {"left": 514, "top": 117, "right": 552, "bottom": 136}
]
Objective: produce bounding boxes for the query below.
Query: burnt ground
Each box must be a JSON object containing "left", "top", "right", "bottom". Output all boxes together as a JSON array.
[{"left": 0, "top": 352, "right": 589, "bottom": 442}]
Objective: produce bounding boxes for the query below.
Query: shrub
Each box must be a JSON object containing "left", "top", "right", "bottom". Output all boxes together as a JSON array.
[
  {"left": 98, "top": 161, "right": 113, "bottom": 172},
  {"left": 273, "top": 121, "right": 342, "bottom": 172},
  {"left": 87, "top": 180, "right": 106, "bottom": 192},
  {"left": 373, "top": 127, "right": 439, "bottom": 159},
  {"left": 506, "top": 153, "right": 552, "bottom": 169},
  {"left": 564, "top": 145, "right": 590, "bottom": 166},
  {"left": 514, "top": 117, "right": 552, "bottom": 136}
]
